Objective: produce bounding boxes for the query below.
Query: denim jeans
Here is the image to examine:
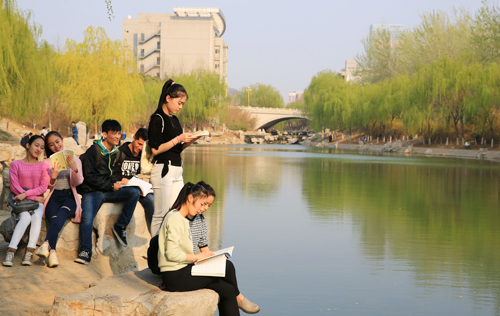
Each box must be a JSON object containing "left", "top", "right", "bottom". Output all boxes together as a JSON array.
[
  {"left": 139, "top": 193, "right": 154, "bottom": 234},
  {"left": 45, "top": 189, "right": 76, "bottom": 250},
  {"left": 79, "top": 187, "right": 140, "bottom": 254}
]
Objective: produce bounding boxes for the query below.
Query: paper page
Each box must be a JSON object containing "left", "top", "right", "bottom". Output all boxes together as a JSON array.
[
  {"left": 62, "top": 149, "right": 74, "bottom": 159},
  {"left": 191, "top": 255, "right": 227, "bottom": 277},
  {"left": 50, "top": 151, "right": 68, "bottom": 171},
  {"left": 192, "top": 130, "right": 209, "bottom": 137},
  {"left": 195, "top": 246, "right": 234, "bottom": 264}
]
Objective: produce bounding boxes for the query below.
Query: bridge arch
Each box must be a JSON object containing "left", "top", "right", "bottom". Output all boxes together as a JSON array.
[
  {"left": 257, "top": 116, "right": 309, "bottom": 130},
  {"left": 237, "top": 106, "right": 309, "bottom": 130}
]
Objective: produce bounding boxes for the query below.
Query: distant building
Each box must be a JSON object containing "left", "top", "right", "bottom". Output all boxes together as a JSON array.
[
  {"left": 369, "top": 23, "right": 405, "bottom": 48},
  {"left": 123, "top": 8, "right": 228, "bottom": 83},
  {"left": 289, "top": 91, "right": 304, "bottom": 103},
  {"left": 345, "top": 60, "right": 358, "bottom": 82}
]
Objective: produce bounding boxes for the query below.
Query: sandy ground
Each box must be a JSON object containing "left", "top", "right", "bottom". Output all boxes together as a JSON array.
[{"left": 0, "top": 209, "right": 114, "bottom": 316}]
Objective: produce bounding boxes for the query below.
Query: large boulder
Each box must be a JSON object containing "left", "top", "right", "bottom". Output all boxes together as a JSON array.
[
  {"left": 62, "top": 137, "right": 84, "bottom": 156},
  {"left": 37, "top": 200, "right": 151, "bottom": 274},
  {"left": 50, "top": 270, "right": 218, "bottom": 316}
]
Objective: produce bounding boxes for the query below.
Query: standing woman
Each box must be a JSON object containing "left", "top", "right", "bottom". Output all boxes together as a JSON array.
[
  {"left": 159, "top": 182, "right": 260, "bottom": 316},
  {"left": 148, "top": 79, "right": 199, "bottom": 235},
  {"left": 3, "top": 135, "right": 50, "bottom": 267},
  {"left": 36, "top": 131, "right": 84, "bottom": 267}
]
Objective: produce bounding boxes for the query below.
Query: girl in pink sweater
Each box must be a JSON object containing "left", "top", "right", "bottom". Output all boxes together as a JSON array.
[
  {"left": 3, "top": 135, "right": 50, "bottom": 267},
  {"left": 36, "top": 131, "right": 83, "bottom": 267}
]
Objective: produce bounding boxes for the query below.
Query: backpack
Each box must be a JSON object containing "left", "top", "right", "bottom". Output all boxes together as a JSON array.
[
  {"left": 141, "top": 114, "right": 164, "bottom": 175},
  {"left": 80, "top": 142, "right": 123, "bottom": 173},
  {"left": 147, "top": 234, "right": 161, "bottom": 275}
]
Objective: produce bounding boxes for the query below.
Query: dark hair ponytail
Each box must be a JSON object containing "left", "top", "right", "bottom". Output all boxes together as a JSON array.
[
  {"left": 197, "top": 180, "right": 216, "bottom": 198},
  {"left": 44, "top": 131, "right": 63, "bottom": 157},
  {"left": 27, "top": 135, "right": 44, "bottom": 147},
  {"left": 156, "top": 79, "right": 189, "bottom": 112},
  {"left": 169, "top": 182, "right": 208, "bottom": 214}
]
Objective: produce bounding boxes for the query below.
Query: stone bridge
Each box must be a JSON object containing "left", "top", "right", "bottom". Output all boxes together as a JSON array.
[{"left": 237, "top": 106, "right": 308, "bottom": 130}]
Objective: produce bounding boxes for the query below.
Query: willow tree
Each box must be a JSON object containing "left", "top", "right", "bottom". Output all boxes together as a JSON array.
[
  {"left": 236, "top": 83, "right": 284, "bottom": 108},
  {"left": 56, "top": 26, "right": 144, "bottom": 134},
  {"left": 0, "top": 0, "right": 56, "bottom": 124},
  {"left": 471, "top": 0, "right": 500, "bottom": 64}
]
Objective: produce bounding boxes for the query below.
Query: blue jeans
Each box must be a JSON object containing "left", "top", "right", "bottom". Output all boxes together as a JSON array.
[
  {"left": 79, "top": 187, "right": 140, "bottom": 254},
  {"left": 139, "top": 194, "right": 154, "bottom": 234},
  {"left": 72, "top": 134, "right": 79, "bottom": 145},
  {"left": 45, "top": 189, "right": 76, "bottom": 250}
]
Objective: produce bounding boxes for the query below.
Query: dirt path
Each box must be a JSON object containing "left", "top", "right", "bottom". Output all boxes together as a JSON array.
[{"left": 0, "top": 210, "right": 110, "bottom": 316}]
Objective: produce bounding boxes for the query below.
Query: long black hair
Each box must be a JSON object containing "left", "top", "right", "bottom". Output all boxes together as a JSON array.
[
  {"left": 197, "top": 180, "right": 216, "bottom": 198},
  {"left": 169, "top": 182, "right": 207, "bottom": 214},
  {"left": 156, "top": 79, "right": 188, "bottom": 113},
  {"left": 44, "top": 131, "right": 63, "bottom": 157}
]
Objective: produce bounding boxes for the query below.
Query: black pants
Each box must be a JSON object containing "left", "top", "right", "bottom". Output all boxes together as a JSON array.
[{"left": 161, "top": 260, "right": 241, "bottom": 316}]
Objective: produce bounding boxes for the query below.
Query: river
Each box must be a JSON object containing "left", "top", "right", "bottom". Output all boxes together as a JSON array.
[{"left": 182, "top": 144, "right": 500, "bottom": 316}]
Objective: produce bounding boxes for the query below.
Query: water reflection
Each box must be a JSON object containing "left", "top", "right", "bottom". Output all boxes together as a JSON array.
[{"left": 183, "top": 145, "right": 500, "bottom": 315}]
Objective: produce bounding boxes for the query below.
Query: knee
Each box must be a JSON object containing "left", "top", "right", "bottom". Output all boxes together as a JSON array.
[{"left": 128, "top": 188, "right": 140, "bottom": 199}]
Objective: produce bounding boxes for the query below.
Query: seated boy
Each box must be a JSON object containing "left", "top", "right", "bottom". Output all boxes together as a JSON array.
[
  {"left": 75, "top": 120, "right": 140, "bottom": 265},
  {"left": 113, "top": 128, "right": 154, "bottom": 234}
]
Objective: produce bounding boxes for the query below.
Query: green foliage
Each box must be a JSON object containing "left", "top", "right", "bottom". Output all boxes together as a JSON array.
[
  {"left": 236, "top": 83, "right": 284, "bottom": 108},
  {"left": 56, "top": 26, "right": 144, "bottom": 134}
]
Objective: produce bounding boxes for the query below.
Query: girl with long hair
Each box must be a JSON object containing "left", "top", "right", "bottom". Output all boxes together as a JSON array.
[
  {"left": 3, "top": 135, "right": 50, "bottom": 267},
  {"left": 35, "top": 131, "right": 84, "bottom": 267},
  {"left": 158, "top": 182, "right": 260, "bottom": 316},
  {"left": 148, "top": 79, "right": 200, "bottom": 235}
]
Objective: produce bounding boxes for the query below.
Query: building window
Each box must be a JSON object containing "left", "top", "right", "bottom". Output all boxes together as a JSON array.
[
  {"left": 215, "top": 49, "right": 220, "bottom": 54},
  {"left": 140, "top": 64, "right": 144, "bottom": 72},
  {"left": 141, "top": 49, "right": 144, "bottom": 57},
  {"left": 157, "top": 57, "right": 160, "bottom": 65},
  {"left": 140, "top": 33, "right": 144, "bottom": 42},
  {"left": 223, "top": 62, "right": 227, "bottom": 73},
  {"left": 215, "top": 64, "right": 219, "bottom": 69},
  {"left": 157, "top": 73, "right": 160, "bottom": 78},
  {"left": 157, "top": 41, "right": 160, "bottom": 49}
]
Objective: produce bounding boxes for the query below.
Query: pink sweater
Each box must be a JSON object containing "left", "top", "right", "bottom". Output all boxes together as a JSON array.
[{"left": 9, "top": 160, "right": 50, "bottom": 200}]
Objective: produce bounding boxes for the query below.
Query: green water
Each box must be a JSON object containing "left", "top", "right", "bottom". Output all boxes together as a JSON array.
[{"left": 182, "top": 144, "right": 500, "bottom": 316}]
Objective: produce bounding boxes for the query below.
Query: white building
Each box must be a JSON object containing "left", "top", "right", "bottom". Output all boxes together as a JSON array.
[{"left": 123, "top": 8, "right": 228, "bottom": 83}]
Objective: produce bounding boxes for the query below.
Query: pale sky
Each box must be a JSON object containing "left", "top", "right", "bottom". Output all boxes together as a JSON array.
[{"left": 18, "top": 0, "right": 484, "bottom": 101}]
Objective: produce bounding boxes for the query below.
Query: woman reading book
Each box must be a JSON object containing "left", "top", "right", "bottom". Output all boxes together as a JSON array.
[
  {"left": 148, "top": 79, "right": 201, "bottom": 236},
  {"left": 3, "top": 135, "right": 50, "bottom": 267},
  {"left": 158, "top": 182, "right": 260, "bottom": 316},
  {"left": 36, "top": 131, "right": 84, "bottom": 267},
  {"left": 190, "top": 181, "right": 215, "bottom": 254}
]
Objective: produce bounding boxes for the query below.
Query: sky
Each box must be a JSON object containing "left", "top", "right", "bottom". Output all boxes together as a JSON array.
[{"left": 17, "top": 0, "right": 484, "bottom": 102}]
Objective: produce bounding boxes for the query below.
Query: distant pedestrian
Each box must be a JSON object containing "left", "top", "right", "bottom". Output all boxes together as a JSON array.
[
  {"left": 71, "top": 122, "right": 79, "bottom": 145},
  {"left": 40, "top": 127, "right": 48, "bottom": 138}
]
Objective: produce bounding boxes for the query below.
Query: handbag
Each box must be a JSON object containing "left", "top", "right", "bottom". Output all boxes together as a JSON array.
[{"left": 7, "top": 187, "right": 39, "bottom": 215}]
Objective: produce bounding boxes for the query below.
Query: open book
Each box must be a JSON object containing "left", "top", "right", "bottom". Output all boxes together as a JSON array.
[
  {"left": 122, "top": 176, "right": 153, "bottom": 196},
  {"left": 191, "top": 246, "right": 234, "bottom": 277},
  {"left": 192, "top": 130, "right": 210, "bottom": 137},
  {"left": 49, "top": 150, "right": 74, "bottom": 171}
]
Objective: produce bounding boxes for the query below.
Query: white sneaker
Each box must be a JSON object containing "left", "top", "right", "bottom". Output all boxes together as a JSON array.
[
  {"left": 3, "top": 249, "right": 15, "bottom": 267},
  {"left": 35, "top": 243, "right": 50, "bottom": 258},
  {"left": 48, "top": 252, "right": 59, "bottom": 268},
  {"left": 21, "top": 248, "right": 35, "bottom": 266}
]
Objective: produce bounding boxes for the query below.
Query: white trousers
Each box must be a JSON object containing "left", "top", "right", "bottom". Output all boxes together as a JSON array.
[
  {"left": 9, "top": 202, "right": 44, "bottom": 249},
  {"left": 150, "top": 163, "right": 184, "bottom": 236}
]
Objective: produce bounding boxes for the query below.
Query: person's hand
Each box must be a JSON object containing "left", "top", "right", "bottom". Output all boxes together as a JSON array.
[
  {"left": 178, "top": 133, "right": 197, "bottom": 143},
  {"left": 66, "top": 156, "right": 78, "bottom": 173},
  {"left": 195, "top": 251, "right": 214, "bottom": 262},
  {"left": 14, "top": 192, "right": 27, "bottom": 201},
  {"left": 113, "top": 182, "right": 123, "bottom": 191},
  {"left": 120, "top": 178, "right": 129, "bottom": 184},
  {"left": 51, "top": 161, "right": 61, "bottom": 180},
  {"left": 34, "top": 196, "right": 45, "bottom": 203}
]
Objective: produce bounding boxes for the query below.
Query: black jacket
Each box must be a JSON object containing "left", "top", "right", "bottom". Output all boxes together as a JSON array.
[{"left": 76, "top": 143, "right": 120, "bottom": 195}]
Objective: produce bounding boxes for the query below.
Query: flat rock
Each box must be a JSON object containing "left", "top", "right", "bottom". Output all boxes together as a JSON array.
[{"left": 50, "top": 270, "right": 218, "bottom": 316}]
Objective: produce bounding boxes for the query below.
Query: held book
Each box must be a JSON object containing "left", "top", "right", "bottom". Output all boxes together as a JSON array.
[
  {"left": 122, "top": 176, "right": 153, "bottom": 196},
  {"left": 49, "top": 150, "right": 74, "bottom": 171},
  {"left": 192, "top": 130, "right": 210, "bottom": 137},
  {"left": 191, "top": 246, "right": 234, "bottom": 277}
]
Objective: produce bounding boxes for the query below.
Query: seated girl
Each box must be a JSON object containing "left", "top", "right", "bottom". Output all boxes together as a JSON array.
[
  {"left": 35, "top": 131, "right": 84, "bottom": 267},
  {"left": 3, "top": 135, "right": 50, "bottom": 267},
  {"left": 158, "top": 182, "right": 260, "bottom": 315}
]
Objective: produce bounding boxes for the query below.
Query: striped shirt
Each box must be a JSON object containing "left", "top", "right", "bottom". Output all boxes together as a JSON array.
[{"left": 189, "top": 214, "right": 208, "bottom": 253}]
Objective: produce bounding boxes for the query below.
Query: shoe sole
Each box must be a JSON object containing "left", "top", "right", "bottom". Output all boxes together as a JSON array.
[
  {"left": 2, "top": 262, "right": 13, "bottom": 267},
  {"left": 74, "top": 258, "right": 90, "bottom": 265},
  {"left": 36, "top": 251, "right": 49, "bottom": 258},
  {"left": 112, "top": 226, "right": 128, "bottom": 247},
  {"left": 21, "top": 261, "right": 32, "bottom": 266},
  {"left": 49, "top": 263, "right": 59, "bottom": 268}
]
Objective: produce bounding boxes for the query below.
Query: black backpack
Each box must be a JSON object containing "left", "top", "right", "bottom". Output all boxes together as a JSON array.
[{"left": 147, "top": 234, "right": 161, "bottom": 275}]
